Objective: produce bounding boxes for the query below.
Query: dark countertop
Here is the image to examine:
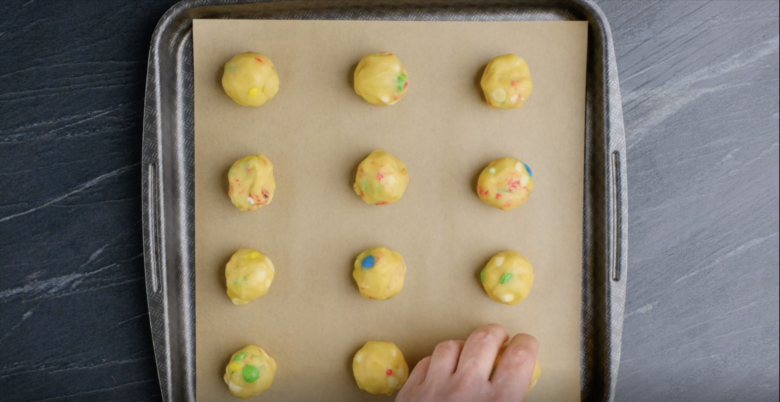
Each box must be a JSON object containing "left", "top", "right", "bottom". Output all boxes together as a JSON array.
[{"left": 0, "top": 1, "right": 777, "bottom": 401}]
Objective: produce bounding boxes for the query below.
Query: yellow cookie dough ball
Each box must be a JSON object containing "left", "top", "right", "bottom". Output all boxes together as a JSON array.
[
  {"left": 481, "top": 251, "right": 534, "bottom": 305},
  {"left": 222, "top": 52, "right": 280, "bottom": 107},
  {"left": 353, "top": 150, "right": 409, "bottom": 206},
  {"left": 354, "top": 52, "right": 409, "bottom": 106},
  {"left": 353, "top": 247, "right": 406, "bottom": 300},
  {"left": 224, "top": 345, "right": 277, "bottom": 399},
  {"left": 477, "top": 157, "right": 534, "bottom": 211},
  {"left": 225, "top": 249, "right": 275, "bottom": 305},
  {"left": 481, "top": 54, "right": 533, "bottom": 109},
  {"left": 493, "top": 344, "right": 542, "bottom": 393},
  {"left": 228, "top": 155, "right": 276, "bottom": 211},
  {"left": 353, "top": 341, "right": 409, "bottom": 395}
]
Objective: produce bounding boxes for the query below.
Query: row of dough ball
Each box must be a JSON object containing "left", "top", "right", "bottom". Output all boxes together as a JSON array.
[
  {"left": 221, "top": 52, "right": 533, "bottom": 109},
  {"left": 224, "top": 340, "right": 541, "bottom": 399},
  {"left": 225, "top": 248, "right": 534, "bottom": 307},
  {"left": 227, "top": 151, "right": 534, "bottom": 211}
]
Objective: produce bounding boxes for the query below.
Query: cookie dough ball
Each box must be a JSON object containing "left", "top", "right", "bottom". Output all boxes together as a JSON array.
[
  {"left": 224, "top": 345, "right": 277, "bottom": 399},
  {"left": 477, "top": 157, "right": 534, "bottom": 211},
  {"left": 228, "top": 155, "right": 276, "bottom": 211},
  {"left": 481, "top": 54, "right": 533, "bottom": 109},
  {"left": 353, "top": 341, "right": 409, "bottom": 395},
  {"left": 481, "top": 251, "right": 534, "bottom": 305},
  {"left": 493, "top": 345, "right": 542, "bottom": 393},
  {"left": 221, "top": 52, "right": 280, "bottom": 107},
  {"left": 225, "top": 249, "right": 275, "bottom": 305},
  {"left": 353, "top": 247, "right": 406, "bottom": 300},
  {"left": 354, "top": 52, "right": 409, "bottom": 106},
  {"left": 353, "top": 150, "right": 409, "bottom": 206}
]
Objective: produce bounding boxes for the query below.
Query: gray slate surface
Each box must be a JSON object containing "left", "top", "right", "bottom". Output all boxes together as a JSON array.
[
  {"left": 0, "top": 1, "right": 777, "bottom": 401},
  {"left": 605, "top": 2, "right": 780, "bottom": 401}
]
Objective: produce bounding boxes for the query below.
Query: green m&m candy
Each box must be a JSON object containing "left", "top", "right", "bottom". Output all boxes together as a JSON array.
[{"left": 242, "top": 365, "right": 261, "bottom": 383}]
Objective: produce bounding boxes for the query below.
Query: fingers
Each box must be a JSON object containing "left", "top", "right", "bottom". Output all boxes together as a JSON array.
[
  {"left": 425, "top": 340, "right": 465, "bottom": 381},
  {"left": 397, "top": 356, "right": 432, "bottom": 401},
  {"left": 490, "top": 333, "right": 539, "bottom": 395},
  {"left": 404, "top": 356, "right": 432, "bottom": 388},
  {"left": 456, "top": 324, "right": 509, "bottom": 377}
]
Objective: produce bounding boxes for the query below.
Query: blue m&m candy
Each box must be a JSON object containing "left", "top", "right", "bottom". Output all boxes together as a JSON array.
[{"left": 361, "top": 255, "right": 375, "bottom": 269}]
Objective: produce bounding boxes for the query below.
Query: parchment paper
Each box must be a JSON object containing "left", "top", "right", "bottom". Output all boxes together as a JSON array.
[{"left": 193, "top": 20, "right": 587, "bottom": 401}]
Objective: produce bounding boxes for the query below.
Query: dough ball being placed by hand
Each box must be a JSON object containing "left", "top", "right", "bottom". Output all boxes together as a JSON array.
[
  {"left": 493, "top": 344, "right": 542, "bottom": 393},
  {"left": 228, "top": 155, "right": 275, "bottom": 211},
  {"left": 224, "top": 345, "right": 277, "bottom": 399},
  {"left": 353, "top": 247, "right": 406, "bottom": 300},
  {"left": 477, "top": 157, "right": 534, "bottom": 211},
  {"left": 353, "top": 341, "right": 409, "bottom": 395},
  {"left": 481, "top": 251, "right": 534, "bottom": 305},
  {"left": 481, "top": 54, "right": 533, "bottom": 109},
  {"left": 221, "top": 52, "right": 279, "bottom": 107},
  {"left": 225, "top": 249, "right": 275, "bottom": 305},
  {"left": 354, "top": 52, "right": 409, "bottom": 106},
  {"left": 353, "top": 150, "right": 409, "bottom": 206}
]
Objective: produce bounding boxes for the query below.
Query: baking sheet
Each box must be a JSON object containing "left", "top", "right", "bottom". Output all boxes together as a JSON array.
[{"left": 193, "top": 20, "right": 587, "bottom": 401}]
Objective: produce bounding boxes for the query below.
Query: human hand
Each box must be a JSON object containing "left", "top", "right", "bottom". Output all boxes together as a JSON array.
[{"left": 396, "top": 324, "right": 538, "bottom": 402}]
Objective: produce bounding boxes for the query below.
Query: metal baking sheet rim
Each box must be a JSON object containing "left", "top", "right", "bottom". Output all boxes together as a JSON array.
[{"left": 141, "top": 1, "right": 628, "bottom": 401}]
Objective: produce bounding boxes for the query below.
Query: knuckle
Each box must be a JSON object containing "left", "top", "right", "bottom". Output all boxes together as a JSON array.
[{"left": 503, "top": 345, "right": 535, "bottom": 367}]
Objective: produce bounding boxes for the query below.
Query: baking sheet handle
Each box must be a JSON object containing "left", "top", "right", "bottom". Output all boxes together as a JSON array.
[
  {"left": 147, "top": 164, "right": 163, "bottom": 292},
  {"left": 610, "top": 151, "right": 624, "bottom": 282},
  {"left": 143, "top": 161, "right": 173, "bottom": 401},
  {"left": 606, "top": 145, "right": 627, "bottom": 402}
]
